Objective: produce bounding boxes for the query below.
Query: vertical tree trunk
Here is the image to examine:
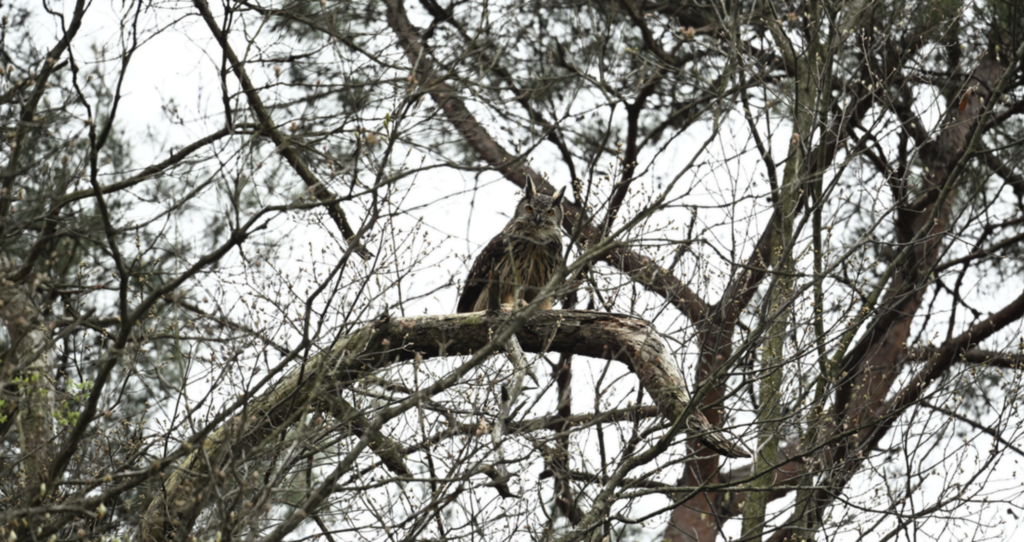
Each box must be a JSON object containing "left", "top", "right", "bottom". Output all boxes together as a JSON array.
[
  {"left": 740, "top": 107, "right": 805, "bottom": 542},
  {"left": 0, "top": 283, "right": 54, "bottom": 493}
]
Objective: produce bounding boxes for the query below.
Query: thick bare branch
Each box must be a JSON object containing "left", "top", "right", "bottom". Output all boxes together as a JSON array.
[{"left": 139, "top": 309, "right": 749, "bottom": 540}]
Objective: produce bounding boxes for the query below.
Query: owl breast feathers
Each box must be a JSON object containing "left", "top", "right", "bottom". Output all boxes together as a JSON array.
[{"left": 457, "top": 178, "right": 567, "bottom": 313}]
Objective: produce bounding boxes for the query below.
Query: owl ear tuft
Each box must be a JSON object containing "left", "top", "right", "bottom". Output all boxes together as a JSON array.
[
  {"left": 552, "top": 186, "right": 566, "bottom": 204},
  {"left": 525, "top": 175, "right": 537, "bottom": 199}
]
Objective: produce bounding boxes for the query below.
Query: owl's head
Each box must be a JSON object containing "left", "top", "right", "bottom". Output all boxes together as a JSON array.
[{"left": 508, "top": 176, "right": 566, "bottom": 242}]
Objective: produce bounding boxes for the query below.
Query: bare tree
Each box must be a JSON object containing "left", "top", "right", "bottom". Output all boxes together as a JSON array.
[{"left": 2, "top": 0, "right": 1024, "bottom": 541}]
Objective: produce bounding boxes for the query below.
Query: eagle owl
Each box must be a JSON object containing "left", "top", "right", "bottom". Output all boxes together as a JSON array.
[{"left": 458, "top": 178, "right": 566, "bottom": 313}]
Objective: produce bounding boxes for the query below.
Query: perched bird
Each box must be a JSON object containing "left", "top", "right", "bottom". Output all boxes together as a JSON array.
[
  {"left": 458, "top": 177, "right": 566, "bottom": 313},
  {"left": 456, "top": 178, "right": 746, "bottom": 459}
]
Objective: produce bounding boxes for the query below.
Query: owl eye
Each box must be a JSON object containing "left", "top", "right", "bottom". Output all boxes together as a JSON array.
[
  {"left": 547, "top": 210, "right": 554, "bottom": 216},
  {"left": 525, "top": 206, "right": 533, "bottom": 213}
]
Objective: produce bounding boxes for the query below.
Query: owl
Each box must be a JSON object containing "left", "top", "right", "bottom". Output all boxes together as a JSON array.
[{"left": 457, "top": 178, "right": 566, "bottom": 313}]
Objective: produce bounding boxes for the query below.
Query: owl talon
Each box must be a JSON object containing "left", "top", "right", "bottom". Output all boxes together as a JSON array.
[{"left": 485, "top": 303, "right": 513, "bottom": 317}]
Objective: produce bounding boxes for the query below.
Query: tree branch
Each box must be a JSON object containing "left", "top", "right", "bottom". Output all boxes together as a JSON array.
[
  {"left": 139, "top": 309, "right": 749, "bottom": 540},
  {"left": 192, "top": 0, "right": 372, "bottom": 260}
]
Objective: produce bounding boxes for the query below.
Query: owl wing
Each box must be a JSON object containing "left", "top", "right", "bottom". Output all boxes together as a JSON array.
[{"left": 457, "top": 233, "right": 508, "bottom": 313}]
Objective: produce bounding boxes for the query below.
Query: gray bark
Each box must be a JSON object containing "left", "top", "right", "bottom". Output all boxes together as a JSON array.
[{"left": 139, "top": 309, "right": 748, "bottom": 541}]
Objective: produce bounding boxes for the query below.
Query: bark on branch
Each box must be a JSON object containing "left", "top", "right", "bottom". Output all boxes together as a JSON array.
[{"left": 139, "top": 309, "right": 749, "bottom": 541}]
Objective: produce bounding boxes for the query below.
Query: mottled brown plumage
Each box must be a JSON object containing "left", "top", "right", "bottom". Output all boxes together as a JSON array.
[{"left": 458, "top": 178, "right": 566, "bottom": 313}]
